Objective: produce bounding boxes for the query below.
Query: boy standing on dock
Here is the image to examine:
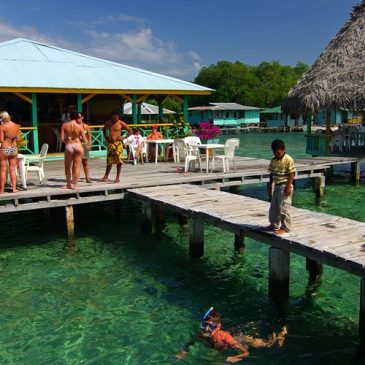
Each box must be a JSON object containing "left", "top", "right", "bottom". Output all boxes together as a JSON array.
[{"left": 266, "top": 139, "right": 296, "bottom": 234}]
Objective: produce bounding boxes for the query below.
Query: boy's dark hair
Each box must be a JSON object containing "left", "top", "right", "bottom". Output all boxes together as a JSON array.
[
  {"left": 132, "top": 127, "right": 139, "bottom": 134},
  {"left": 207, "top": 310, "right": 221, "bottom": 324},
  {"left": 70, "top": 111, "right": 79, "bottom": 120},
  {"left": 271, "top": 139, "right": 285, "bottom": 151}
]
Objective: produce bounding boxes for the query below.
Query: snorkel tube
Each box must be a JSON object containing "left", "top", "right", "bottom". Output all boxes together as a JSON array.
[{"left": 200, "top": 307, "right": 215, "bottom": 332}]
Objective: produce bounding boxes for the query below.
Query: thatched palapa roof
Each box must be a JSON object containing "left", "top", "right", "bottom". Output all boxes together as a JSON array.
[{"left": 282, "top": 1, "right": 365, "bottom": 115}]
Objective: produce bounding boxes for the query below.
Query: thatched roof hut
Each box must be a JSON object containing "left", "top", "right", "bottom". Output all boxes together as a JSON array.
[{"left": 282, "top": 0, "right": 365, "bottom": 116}]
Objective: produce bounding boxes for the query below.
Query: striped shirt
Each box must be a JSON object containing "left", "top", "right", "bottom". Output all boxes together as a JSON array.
[{"left": 268, "top": 153, "right": 296, "bottom": 185}]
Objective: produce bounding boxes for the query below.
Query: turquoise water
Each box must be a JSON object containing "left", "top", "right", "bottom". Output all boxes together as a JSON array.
[{"left": 1, "top": 133, "right": 365, "bottom": 364}]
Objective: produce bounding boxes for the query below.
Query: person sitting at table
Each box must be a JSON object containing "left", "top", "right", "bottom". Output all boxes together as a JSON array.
[
  {"left": 123, "top": 128, "right": 145, "bottom": 164},
  {"left": 147, "top": 124, "right": 163, "bottom": 161},
  {"left": 0, "top": 111, "right": 20, "bottom": 193}
]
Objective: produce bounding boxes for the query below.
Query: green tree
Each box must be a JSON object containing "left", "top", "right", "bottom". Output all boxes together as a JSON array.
[{"left": 191, "top": 60, "right": 308, "bottom": 108}]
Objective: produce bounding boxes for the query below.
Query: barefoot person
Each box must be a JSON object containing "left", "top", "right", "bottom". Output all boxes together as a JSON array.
[
  {"left": 265, "top": 139, "right": 296, "bottom": 234},
  {"left": 101, "top": 111, "right": 132, "bottom": 183},
  {"left": 76, "top": 112, "right": 92, "bottom": 183},
  {"left": 60, "top": 111, "right": 86, "bottom": 190},
  {"left": 0, "top": 111, "right": 20, "bottom": 193},
  {"left": 176, "top": 307, "right": 287, "bottom": 363}
]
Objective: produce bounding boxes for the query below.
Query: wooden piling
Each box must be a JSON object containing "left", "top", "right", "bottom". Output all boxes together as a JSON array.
[
  {"left": 315, "top": 176, "right": 325, "bottom": 198},
  {"left": 65, "top": 205, "right": 75, "bottom": 242},
  {"left": 269, "top": 247, "right": 289, "bottom": 302},
  {"left": 234, "top": 231, "right": 245, "bottom": 253},
  {"left": 177, "top": 213, "right": 188, "bottom": 227},
  {"left": 189, "top": 217, "right": 204, "bottom": 257},
  {"left": 306, "top": 258, "right": 323, "bottom": 279},
  {"left": 351, "top": 161, "right": 360, "bottom": 183},
  {"left": 141, "top": 200, "right": 153, "bottom": 233},
  {"left": 155, "top": 205, "right": 165, "bottom": 231},
  {"left": 360, "top": 277, "right": 365, "bottom": 345}
]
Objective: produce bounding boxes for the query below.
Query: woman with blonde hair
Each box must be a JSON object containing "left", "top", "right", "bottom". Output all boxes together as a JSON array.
[{"left": 0, "top": 111, "right": 20, "bottom": 193}]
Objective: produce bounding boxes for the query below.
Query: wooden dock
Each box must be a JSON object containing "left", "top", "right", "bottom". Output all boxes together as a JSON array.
[
  {"left": 0, "top": 155, "right": 359, "bottom": 213},
  {"left": 127, "top": 184, "right": 365, "bottom": 340}
]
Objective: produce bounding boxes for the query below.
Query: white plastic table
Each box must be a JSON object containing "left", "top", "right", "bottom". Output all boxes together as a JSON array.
[
  {"left": 17, "top": 153, "right": 27, "bottom": 189},
  {"left": 146, "top": 139, "right": 175, "bottom": 164},
  {"left": 196, "top": 143, "right": 225, "bottom": 172}
]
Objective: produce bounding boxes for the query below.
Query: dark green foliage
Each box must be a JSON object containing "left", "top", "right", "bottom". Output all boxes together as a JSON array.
[{"left": 191, "top": 60, "right": 309, "bottom": 108}]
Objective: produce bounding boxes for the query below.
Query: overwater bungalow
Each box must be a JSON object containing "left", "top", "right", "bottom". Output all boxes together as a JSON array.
[
  {"left": 261, "top": 106, "right": 354, "bottom": 129},
  {"left": 282, "top": 1, "right": 365, "bottom": 157},
  {"left": 188, "top": 102, "right": 260, "bottom": 127},
  {"left": 0, "top": 38, "right": 212, "bottom": 154}
]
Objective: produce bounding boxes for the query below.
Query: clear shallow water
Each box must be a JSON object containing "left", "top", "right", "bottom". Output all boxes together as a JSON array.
[{"left": 1, "top": 132, "right": 365, "bottom": 364}]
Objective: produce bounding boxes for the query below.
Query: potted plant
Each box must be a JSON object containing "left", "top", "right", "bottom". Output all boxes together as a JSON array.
[
  {"left": 167, "top": 115, "right": 192, "bottom": 138},
  {"left": 194, "top": 121, "right": 221, "bottom": 144}
]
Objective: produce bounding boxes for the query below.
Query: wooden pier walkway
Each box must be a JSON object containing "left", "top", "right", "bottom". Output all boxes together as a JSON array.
[
  {"left": 128, "top": 184, "right": 365, "bottom": 276},
  {"left": 0, "top": 155, "right": 359, "bottom": 213},
  {"left": 128, "top": 184, "right": 365, "bottom": 340}
]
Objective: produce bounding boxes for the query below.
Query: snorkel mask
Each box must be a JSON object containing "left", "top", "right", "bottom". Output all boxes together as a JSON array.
[{"left": 200, "top": 307, "right": 218, "bottom": 334}]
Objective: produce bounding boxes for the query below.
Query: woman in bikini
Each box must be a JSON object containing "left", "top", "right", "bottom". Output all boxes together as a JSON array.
[
  {"left": 0, "top": 111, "right": 20, "bottom": 193},
  {"left": 75, "top": 112, "right": 92, "bottom": 183},
  {"left": 60, "top": 111, "right": 86, "bottom": 190}
]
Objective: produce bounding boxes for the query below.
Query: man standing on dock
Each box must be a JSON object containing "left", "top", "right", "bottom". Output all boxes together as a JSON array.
[
  {"left": 266, "top": 139, "right": 296, "bottom": 234},
  {"left": 101, "top": 111, "right": 132, "bottom": 183}
]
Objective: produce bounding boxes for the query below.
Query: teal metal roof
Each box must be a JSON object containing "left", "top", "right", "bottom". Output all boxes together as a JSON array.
[
  {"left": 261, "top": 106, "right": 282, "bottom": 113},
  {"left": 0, "top": 38, "right": 212, "bottom": 93}
]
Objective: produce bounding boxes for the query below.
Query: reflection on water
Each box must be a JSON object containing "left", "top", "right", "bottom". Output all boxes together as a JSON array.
[{"left": 0, "top": 133, "right": 364, "bottom": 364}]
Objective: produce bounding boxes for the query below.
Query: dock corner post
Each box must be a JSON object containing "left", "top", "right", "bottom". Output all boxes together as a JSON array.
[
  {"left": 141, "top": 200, "right": 153, "bottom": 233},
  {"left": 351, "top": 161, "right": 361, "bottom": 183},
  {"left": 269, "top": 247, "right": 290, "bottom": 302},
  {"left": 234, "top": 231, "right": 245, "bottom": 253},
  {"left": 315, "top": 176, "right": 326, "bottom": 198},
  {"left": 155, "top": 205, "right": 165, "bottom": 231},
  {"left": 360, "top": 277, "right": 365, "bottom": 347},
  {"left": 189, "top": 217, "right": 204, "bottom": 257},
  {"left": 65, "top": 205, "right": 75, "bottom": 242},
  {"left": 177, "top": 213, "right": 188, "bottom": 227}
]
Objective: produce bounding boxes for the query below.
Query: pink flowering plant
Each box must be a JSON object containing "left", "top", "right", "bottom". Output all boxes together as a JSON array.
[{"left": 194, "top": 121, "right": 221, "bottom": 139}]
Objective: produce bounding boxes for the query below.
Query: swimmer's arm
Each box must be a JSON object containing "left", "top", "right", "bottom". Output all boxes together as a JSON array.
[
  {"left": 175, "top": 335, "right": 199, "bottom": 361},
  {"left": 0, "top": 126, "right": 3, "bottom": 143},
  {"left": 226, "top": 343, "right": 249, "bottom": 363}
]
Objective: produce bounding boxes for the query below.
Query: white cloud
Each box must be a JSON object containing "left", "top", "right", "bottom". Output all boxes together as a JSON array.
[{"left": 0, "top": 17, "right": 201, "bottom": 80}]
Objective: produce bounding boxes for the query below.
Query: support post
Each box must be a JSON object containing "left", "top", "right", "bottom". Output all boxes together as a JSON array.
[
  {"left": 360, "top": 277, "right": 365, "bottom": 346},
  {"left": 183, "top": 96, "right": 189, "bottom": 122},
  {"left": 177, "top": 213, "right": 188, "bottom": 227},
  {"left": 141, "top": 200, "right": 153, "bottom": 233},
  {"left": 31, "top": 93, "right": 39, "bottom": 154},
  {"left": 351, "top": 161, "right": 361, "bottom": 183},
  {"left": 65, "top": 205, "right": 75, "bottom": 242},
  {"left": 269, "top": 247, "right": 289, "bottom": 302},
  {"left": 234, "top": 231, "right": 245, "bottom": 253},
  {"left": 77, "top": 94, "right": 82, "bottom": 112},
  {"left": 314, "top": 176, "right": 325, "bottom": 198},
  {"left": 158, "top": 102, "right": 163, "bottom": 123},
  {"left": 306, "top": 258, "right": 323, "bottom": 285},
  {"left": 189, "top": 217, "right": 204, "bottom": 257},
  {"left": 132, "top": 95, "right": 138, "bottom": 124},
  {"left": 155, "top": 205, "right": 165, "bottom": 231}
]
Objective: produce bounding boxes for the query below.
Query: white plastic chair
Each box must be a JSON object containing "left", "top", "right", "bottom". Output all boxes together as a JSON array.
[
  {"left": 184, "top": 142, "right": 202, "bottom": 173},
  {"left": 24, "top": 143, "right": 49, "bottom": 183},
  {"left": 53, "top": 128, "right": 62, "bottom": 152},
  {"left": 214, "top": 138, "right": 240, "bottom": 173},
  {"left": 174, "top": 138, "right": 186, "bottom": 163},
  {"left": 330, "top": 132, "right": 344, "bottom": 152},
  {"left": 124, "top": 137, "right": 148, "bottom": 164},
  {"left": 183, "top": 136, "right": 201, "bottom": 145}
]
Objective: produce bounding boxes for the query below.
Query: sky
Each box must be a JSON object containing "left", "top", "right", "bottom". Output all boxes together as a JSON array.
[{"left": 0, "top": 0, "right": 359, "bottom": 81}]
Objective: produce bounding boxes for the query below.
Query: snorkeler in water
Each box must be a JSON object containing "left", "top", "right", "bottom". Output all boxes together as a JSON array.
[{"left": 176, "top": 307, "right": 288, "bottom": 363}]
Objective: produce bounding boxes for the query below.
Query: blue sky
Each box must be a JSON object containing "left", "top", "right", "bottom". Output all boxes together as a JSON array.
[{"left": 0, "top": 0, "right": 358, "bottom": 81}]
